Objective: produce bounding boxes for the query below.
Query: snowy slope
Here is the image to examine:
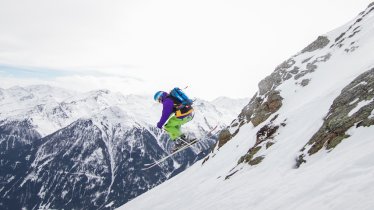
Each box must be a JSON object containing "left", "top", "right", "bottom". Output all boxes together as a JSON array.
[{"left": 120, "top": 3, "right": 374, "bottom": 210}]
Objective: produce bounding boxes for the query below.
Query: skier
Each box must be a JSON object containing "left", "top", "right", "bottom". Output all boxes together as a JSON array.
[{"left": 154, "top": 89, "right": 194, "bottom": 150}]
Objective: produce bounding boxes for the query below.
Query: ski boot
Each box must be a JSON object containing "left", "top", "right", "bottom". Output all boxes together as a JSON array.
[{"left": 172, "top": 134, "right": 196, "bottom": 152}]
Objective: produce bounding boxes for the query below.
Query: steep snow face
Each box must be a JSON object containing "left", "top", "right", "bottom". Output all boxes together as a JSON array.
[{"left": 121, "top": 3, "right": 374, "bottom": 210}]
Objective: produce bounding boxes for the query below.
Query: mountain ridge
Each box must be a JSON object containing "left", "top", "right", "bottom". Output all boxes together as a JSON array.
[
  {"left": 121, "top": 3, "right": 374, "bottom": 210},
  {"left": 0, "top": 85, "right": 246, "bottom": 209}
]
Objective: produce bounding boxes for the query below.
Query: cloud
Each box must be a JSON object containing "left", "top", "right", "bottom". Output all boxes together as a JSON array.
[
  {"left": 0, "top": 64, "right": 143, "bottom": 80},
  {"left": 0, "top": 64, "right": 68, "bottom": 78},
  {"left": 0, "top": 0, "right": 372, "bottom": 100},
  {"left": 0, "top": 64, "right": 152, "bottom": 96},
  {"left": 0, "top": 74, "right": 152, "bottom": 96}
]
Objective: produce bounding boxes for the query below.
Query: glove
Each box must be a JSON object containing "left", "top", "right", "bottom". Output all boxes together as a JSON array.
[{"left": 157, "top": 122, "right": 163, "bottom": 129}]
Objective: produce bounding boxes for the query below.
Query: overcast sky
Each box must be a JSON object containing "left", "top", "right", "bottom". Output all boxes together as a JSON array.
[{"left": 0, "top": 0, "right": 372, "bottom": 100}]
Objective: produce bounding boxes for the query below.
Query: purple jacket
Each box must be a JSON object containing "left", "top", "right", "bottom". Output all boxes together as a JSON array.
[{"left": 157, "top": 92, "right": 174, "bottom": 128}]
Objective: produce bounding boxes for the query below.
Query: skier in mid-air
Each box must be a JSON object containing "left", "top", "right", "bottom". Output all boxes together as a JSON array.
[
  {"left": 154, "top": 88, "right": 194, "bottom": 151},
  {"left": 143, "top": 88, "right": 217, "bottom": 169}
]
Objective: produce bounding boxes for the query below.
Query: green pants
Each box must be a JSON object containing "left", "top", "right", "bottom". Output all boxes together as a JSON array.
[{"left": 164, "top": 115, "right": 193, "bottom": 140}]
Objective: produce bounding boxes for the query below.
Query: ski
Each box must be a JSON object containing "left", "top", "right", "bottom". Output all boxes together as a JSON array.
[
  {"left": 142, "top": 139, "right": 199, "bottom": 170},
  {"left": 142, "top": 125, "right": 218, "bottom": 170}
]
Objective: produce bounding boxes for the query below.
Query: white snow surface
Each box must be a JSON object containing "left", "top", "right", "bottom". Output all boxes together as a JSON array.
[
  {"left": 348, "top": 98, "right": 374, "bottom": 116},
  {"left": 120, "top": 4, "right": 374, "bottom": 210}
]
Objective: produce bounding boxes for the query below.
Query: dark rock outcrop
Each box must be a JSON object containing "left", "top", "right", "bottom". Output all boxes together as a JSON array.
[
  {"left": 237, "top": 118, "right": 285, "bottom": 166},
  {"left": 296, "top": 68, "right": 374, "bottom": 168},
  {"left": 217, "top": 35, "right": 332, "bottom": 149},
  {"left": 301, "top": 36, "right": 330, "bottom": 53}
]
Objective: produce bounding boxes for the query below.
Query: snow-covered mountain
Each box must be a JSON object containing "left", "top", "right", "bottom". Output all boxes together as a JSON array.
[
  {"left": 211, "top": 97, "right": 249, "bottom": 124},
  {"left": 121, "top": 3, "right": 374, "bottom": 210},
  {"left": 0, "top": 85, "right": 247, "bottom": 137},
  {"left": 0, "top": 85, "right": 246, "bottom": 209}
]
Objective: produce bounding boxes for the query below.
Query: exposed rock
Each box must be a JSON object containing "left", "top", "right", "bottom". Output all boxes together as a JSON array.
[
  {"left": 369, "top": 2, "right": 374, "bottom": 8},
  {"left": 266, "top": 141, "right": 275, "bottom": 149},
  {"left": 237, "top": 146, "right": 262, "bottom": 164},
  {"left": 224, "top": 170, "right": 239, "bottom": 180},
  {"left": 217, "top": 58, "right": 296, "bottom": 149},
  {"left": 237, "top": 120, "right": 284, "bottom": 166},
  {"left": 294, "top": 53, "right": 331, "bottom": 80},
  {"left": 349, "top": 30, "right": 361, "bottom": 38},
  {"left": 236, "top": 91, "right": 282, "bottom": 129},
  {"left": 301, "top": 79, "right": 311, "bottom": 87},
  {"left": 217, "top": 129, "right": 233, "bottom": 148},
  {"left": 330, "top": 4, "right": 374, "bottom": 49},
  {"left": 335, "top": 32, "right": 346, "bottom": 43},
  {"left": 258, "top": 59, "right": 296, "bottom": 95},
  {"left": 289, "top": 67, "right": 300, "bottom": 74},
  {"left": 302, "top": 57, "right": 313, "bottom": 64},
  {"left": 256, "top": 124, "right": 279, "bottom": 145},
  {"left": 345, "top": 46, "right": 359, "bottom": 53},
  {"left": 301, "top": 36, "right": 330, "bottom": 53},
  {"left": 251, "top": 91, "right": 283, "bottom": 127},
  {"left": 217, "top": 35, "right": 331, "bottom": 150},
  {"left": 249, "top": 156, "right": 265, "bottom": 166},
  {"left": 296, "top": 68, "right": 374, "bottom": 167}
]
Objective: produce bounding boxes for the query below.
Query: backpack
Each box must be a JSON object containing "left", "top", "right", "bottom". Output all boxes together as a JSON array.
[{"left": 169, "top": 87, "right": 193, "bottom": 109}]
